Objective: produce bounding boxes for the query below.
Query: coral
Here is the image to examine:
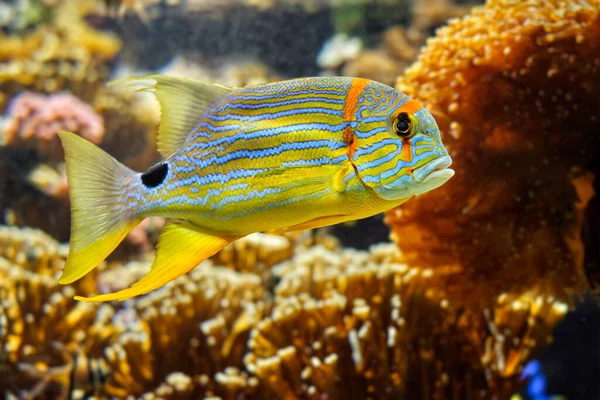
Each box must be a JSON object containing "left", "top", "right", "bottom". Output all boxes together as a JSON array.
[
  {"left": 211, "top": 232, "right": 295, "bottom": 282},
  {"left": 0, "top": 251, "right": 103, "bottom": 398},
  {"left": 0, "top": 228, "right": 572, "bottom": 398},
  {"left": 93, "top": 261, "right": 268, "bottom": 398},
  {"left": 3, "top": 91, "right": 105, "bottom": 160},
  {"left": 0, "top": 0, "right": 122, "bottom": 111},
  {"left": 0, "top": 228, "right": 268, "bottom": 399},
  {"left": 245, "top": 244, "right": 567, "bottom": 399},
  {"left": 0, "top": 224, "right": 66, "bottom": 275},
  {"left": 386, "top": 0, "right": 600, "bottom": 303}
]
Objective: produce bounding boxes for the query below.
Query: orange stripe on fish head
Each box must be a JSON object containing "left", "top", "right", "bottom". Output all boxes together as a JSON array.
[
  {"left": 401, "top": 98, "right": 424, "bottom": 116},
  {"left": 401, "top": 138, "right": 413, "bottom": 162},
  {"left": 343, "top": 78, "right": 369, "bottom": 159},
  {"left": 397, "top": 98, "right": 424, "bottom": 163},
  {"left": 343, "top": 78, "right": 369, "bottom": 121}
]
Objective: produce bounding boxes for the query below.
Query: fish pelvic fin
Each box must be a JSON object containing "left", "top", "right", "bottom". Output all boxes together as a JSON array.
[
  {"left": 75, "top": 222, "right": 236, "bottom": 302},
  {"left": 58, "top": 131, "right": 142, "bottom": 285},
  {"left": 109, "top": 74, "right": 234, "bottom": 157}
]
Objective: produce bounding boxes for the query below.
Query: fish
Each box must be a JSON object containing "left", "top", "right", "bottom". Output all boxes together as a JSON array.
[{"left": 58, "top": 75, "right": 454, "bottom": 302}]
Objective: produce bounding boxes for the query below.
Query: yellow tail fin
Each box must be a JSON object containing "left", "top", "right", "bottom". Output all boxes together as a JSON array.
[{"left": 58, "top": 131, "right": 142, "bottom": 284}]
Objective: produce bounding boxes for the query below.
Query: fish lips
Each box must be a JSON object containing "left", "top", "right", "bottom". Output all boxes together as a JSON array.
[{"left": 376, "top": 155, "right": 454, "bottom": 200}]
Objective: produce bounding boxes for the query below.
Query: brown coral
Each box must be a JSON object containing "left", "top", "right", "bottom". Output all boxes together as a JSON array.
[
  {"left": 246, "top": 244, "right": 567, "bottom": 399},
  {"left": 386, "top": 0, "right": 600, "bottom": 303},
  {"left": 93, "top": 261, "right": 268, "bottom": 398},
  {"left": 0, "top": 226, "right": 269, "bottom": 399},
  {"left": 0, "top": 248, "right": 103, "bottom": 398},
  {"left": 212, "top": 232, "right": 295, "bottom": 282}
]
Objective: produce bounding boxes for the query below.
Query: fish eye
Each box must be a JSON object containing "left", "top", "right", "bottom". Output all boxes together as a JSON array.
[{"left": 394, "top": 112, "right": 415, "bottom": 138}]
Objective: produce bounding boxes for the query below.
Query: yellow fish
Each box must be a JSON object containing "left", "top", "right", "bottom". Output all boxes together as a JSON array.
[{"left": 58, "top": 75, "right": 454, "bottom": 301}]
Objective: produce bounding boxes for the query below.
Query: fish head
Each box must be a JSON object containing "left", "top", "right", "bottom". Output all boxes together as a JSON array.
[{"left": 353, "top": 91, "right": 454, "bottom": 201}]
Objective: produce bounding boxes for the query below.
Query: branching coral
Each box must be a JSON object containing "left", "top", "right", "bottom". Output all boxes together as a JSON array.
[
  {"left": 0, "top": 253, "right": 102, "bottom": 398},
  {"left": 0, "top": 224, "right": 66, "bottom": 276},
  {"left": 0, "top": 227, "right": 573, "bottom": 398},
  {"left": 245, "top": 244, "right": 568, "bottom": 399},
  {"left": 386, "top": 0, "right": 600, "bottom": 303},
  {"left": 0, "top": 0, "right": 122, "bottom": 111},
  {"left": 0, "top": 227, "right": 269, "bottom": 399},
  {"left": 90, "top": 261, "right": 268, "bottom": 398},
  {"left": 212, "top": 232, "right": 295, "bottom": 282}
]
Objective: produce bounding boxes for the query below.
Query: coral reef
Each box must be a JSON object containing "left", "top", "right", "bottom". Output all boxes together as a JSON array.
[
  {"left": 2, "top": 0, "right": 598, "bottom": 398},
  {"left": 1, "top": 228, "right": 569, "bottom": 399},
  {"left": 386, "top": 0, "right": 600, "bottom": 303}
]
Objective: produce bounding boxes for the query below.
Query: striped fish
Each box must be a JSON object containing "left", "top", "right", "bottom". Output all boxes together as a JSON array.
[{"left": 58, "top": 75, "right": 454, "bottom": 302}]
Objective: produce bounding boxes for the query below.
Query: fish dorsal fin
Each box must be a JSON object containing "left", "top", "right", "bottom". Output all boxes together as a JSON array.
[{"left": 110, "top": 74, "right": 234, "bottom": 157}]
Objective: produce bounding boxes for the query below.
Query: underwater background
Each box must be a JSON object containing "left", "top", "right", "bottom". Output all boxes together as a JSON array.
[{"left": 0, "top": 0, "right": 599, "bottom": 398}]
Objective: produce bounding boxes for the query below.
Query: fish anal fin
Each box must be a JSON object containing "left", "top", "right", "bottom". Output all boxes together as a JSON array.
[
  {"left": 109, "top": 74, "right": 234, "bottom": 157},
  {"left": 75, "top": 222, "right": 236, "bottom": 302}
]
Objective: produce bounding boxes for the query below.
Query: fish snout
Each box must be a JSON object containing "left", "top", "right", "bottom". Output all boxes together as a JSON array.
[
  {"left": 412, "top": 155, "right": 453, "bottom": 183},
  {"left": 408, "top": 155, "right": 454, "bottom": 195}
]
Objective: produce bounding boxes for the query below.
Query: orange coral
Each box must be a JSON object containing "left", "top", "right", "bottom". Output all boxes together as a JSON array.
[{"left": 386, "top": 0, "right": 600, "bottom": 303}]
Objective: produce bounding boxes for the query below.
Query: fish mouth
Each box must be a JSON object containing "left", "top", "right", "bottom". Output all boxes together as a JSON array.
[
  {"left": 410, "top": 155, "right": 454, "bottom": 195},
  {"left": 376, "top": 155, "right": 454, "bottom": 201},
  {"left": 412, "top": 155, "right": 454, "bottom": 183}
]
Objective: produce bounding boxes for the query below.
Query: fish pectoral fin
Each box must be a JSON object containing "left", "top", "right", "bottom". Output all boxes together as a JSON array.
[
  {"left": 74, "top": 222, "right": 236, "bottom": 302},
  {"left": 269, "top": 214, "right": 348, "bottom": 234},
  {"left": 109, "top": 74, "right": 234, "bottom": 157}
]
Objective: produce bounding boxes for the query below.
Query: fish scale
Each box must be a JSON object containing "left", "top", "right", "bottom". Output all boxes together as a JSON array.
[{"left": 57, "top": 74, "right": 454, "bottom": 302}]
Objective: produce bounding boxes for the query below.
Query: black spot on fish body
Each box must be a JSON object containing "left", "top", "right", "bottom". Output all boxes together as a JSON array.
[{"left": 141, "top": 163, "right": 168, "bottom": 188}]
